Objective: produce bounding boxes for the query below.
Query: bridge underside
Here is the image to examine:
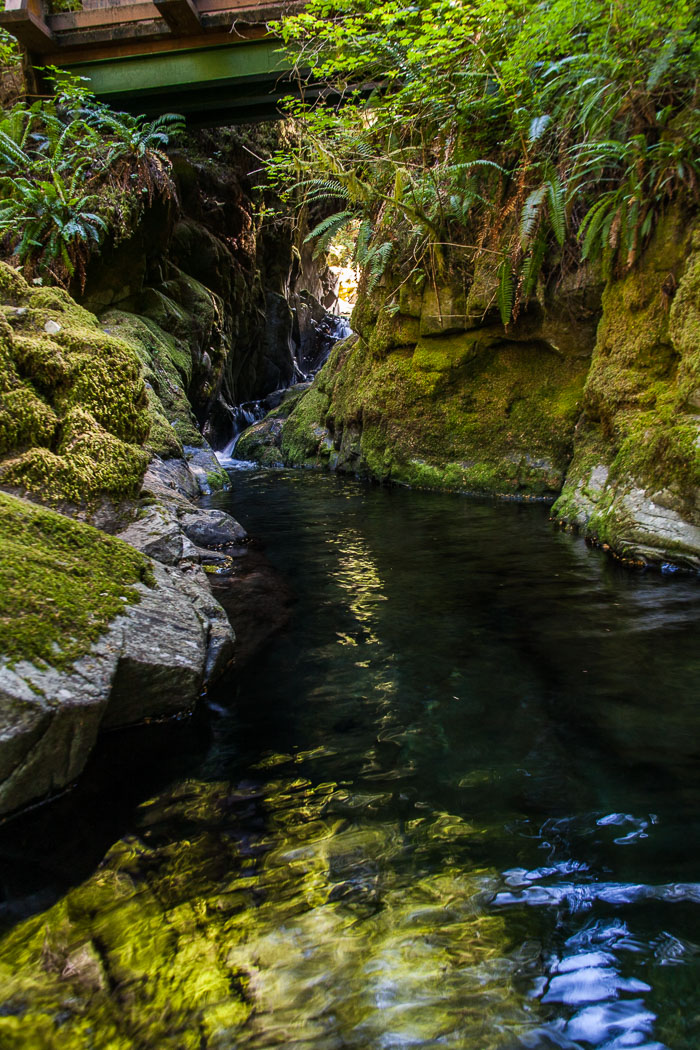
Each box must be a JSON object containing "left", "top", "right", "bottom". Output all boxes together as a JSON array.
[
  {"left": 63, "top": 39, "right": 303, "bottom": 124},
  {"left": 0, "top": 0, "right": 314, "bottom": 124}
]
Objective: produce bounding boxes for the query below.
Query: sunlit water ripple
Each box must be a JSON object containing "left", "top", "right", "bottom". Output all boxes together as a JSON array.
[{"left": 1, "top": 468, "right": 700, "bottom": 1049}]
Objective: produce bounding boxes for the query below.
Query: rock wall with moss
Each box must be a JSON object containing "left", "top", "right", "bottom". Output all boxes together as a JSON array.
[
  {"left": 0, "top": 257, "right": 242, "bottom": 817},
  {"left": 240, "top": 208, "right": 700, "bottom": 568},
  {"left": 240, "top": 257, "right": 601, "bottom": 497},
  {"left": 551, "top": 211, "right": 700, "bottom": 568}
]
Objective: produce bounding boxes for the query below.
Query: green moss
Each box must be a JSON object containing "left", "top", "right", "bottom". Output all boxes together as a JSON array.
[
  {"left": 0, "top": 490, "right": 152, "bottom": 668},
  {"left": 553, "top": 211, "right": 700, "bottom": 562},
  {"left": 145, "top": 388, "right": 183, "bottom": 459},
  {"left": 611, "top": 407, "right": 700, "bottom": 496},
  {"left": 0, "top": 265, "right": 152, "bottom": 507},
  {"left": 0, "top": 262, "right": 29, "bottom": 303},
  {"left": 368, "top": 308, "right": 421, "bottom": 356},
  {"left": 0, "top": 383, "right": 57, "bottom": 454},
  {"left": 205, "top": 467, "right": 230, "bottom": 491},
  {"left": 278, "top": 316, "right": 587, "bottom": 497},
  {"left": 281, "top": 387, "right": 332, "bottom": 465},
  {"left": 101, "top": 310, "right": 202, "bottom": 455},
  {"left": 236, "top": 417, "right": 285, "bottom": 465},
  {"left": 58, "top": 341, "right": 150, "bottom": 445}
]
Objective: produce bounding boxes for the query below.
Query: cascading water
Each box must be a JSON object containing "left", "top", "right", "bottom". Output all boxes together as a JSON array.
[
  {"left": 215, "top": 399, "right": 270, "bottom": 464},
  {"left": 215, "top": 310, "right": 353, "bottom": 466}
]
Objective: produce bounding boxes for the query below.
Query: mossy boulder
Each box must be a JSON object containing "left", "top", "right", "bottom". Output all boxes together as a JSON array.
[
  {"left": 100, "top": 309, "right": 203, "bottom": 457},
  {"left": 0, "top": 264, "right": 150, "bottom": 507},
  {"left": 0, "top": 490, "right": 151, "bottom": 670},
  {"left": 234, "top": 384, "right": 311, "bottom": 466},
  {"left": 0, "top": 489, "right": 235, "bottom": 816}
]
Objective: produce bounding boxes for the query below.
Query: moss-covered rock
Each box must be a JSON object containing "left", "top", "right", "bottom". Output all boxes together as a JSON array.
[
  {"left": 0, "top": 488, "right": 235, "bottom": 816},
  {"left": 0, "top": 490, "right": 151, "bottom": 669},
  {"left": 263, "top": 278, "right": 596, "bottom": 498},
  {"left": 0, "top": 263, "right": 151, "bottom": 507},
  {"left": 100, "top": 309, "right": 203, "bottom": 457},
  {"left": 552, "top": 211, "right": 700, "bottom": 567}
]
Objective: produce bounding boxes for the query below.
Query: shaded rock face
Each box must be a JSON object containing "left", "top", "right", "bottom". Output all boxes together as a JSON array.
[
  {"left": 244, "top": 267, "right": 602, "bottom": 499},
  {"left": 78, "top": 128, "right": 337, "bottom": 455}
]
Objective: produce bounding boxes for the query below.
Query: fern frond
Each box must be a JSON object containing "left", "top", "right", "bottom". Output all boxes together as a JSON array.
[
  {"left": 304, "top": 209, "right": 356, "bottom": 258},
  {"left": 520, "top": 186, "right": 545, "bottom": 247},
  {"left": 497, "top": 257, "right": 514, "bottom": 326},
  {"left": 519, "top": 231, "right": 547, "bottom": 301},
  {"left": 367, "top": 240, "right": 392, "bottom": 291},
  {"left": 545, "top": 175, "right": 566, "bottom": 246}
]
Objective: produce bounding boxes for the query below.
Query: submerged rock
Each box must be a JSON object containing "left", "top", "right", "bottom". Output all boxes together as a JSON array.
[
  {"left": 0, "top": 776, "right": 541, "bottom": 1049},
  {"left": 180, "top": 508, "right": 246, "bottom": 548}
]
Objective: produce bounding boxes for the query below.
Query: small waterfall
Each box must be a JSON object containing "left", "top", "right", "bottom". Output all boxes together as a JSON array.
[
  {"left": 330, "top": 314, "right": 352, "bottom": 341},
  {"left": 214, "top": 306, "right": 354, "bottom": 467},
  {"left": 215, "top": 398, "right": 268, "bottom": 464}
]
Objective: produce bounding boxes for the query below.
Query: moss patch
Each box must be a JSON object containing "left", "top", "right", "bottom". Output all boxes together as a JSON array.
[
  {"left": 554, "top": 209, "right": 700, "bottom": 557},
  {"left": 0, "top": 491, "right": 152, "bottom": 669},
  {"left": 277, "top": 320, "right": 588, "bottom": 497},
  {"left": 100, "top": 309, "right": 203, "bottom": 456},
  {"left": 0, "top": 263, "right": 151, "bottom": 507},
  {"left": 281, "top": 387, "right": 332, "bottom": 466}
]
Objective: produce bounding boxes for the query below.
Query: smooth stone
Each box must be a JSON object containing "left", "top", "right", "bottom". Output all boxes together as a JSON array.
[{"left": 180, "top": 508, "right": 246, "bottom": 548}]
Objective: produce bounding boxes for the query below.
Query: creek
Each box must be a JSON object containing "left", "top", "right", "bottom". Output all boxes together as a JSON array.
[{"left": 2, "top": 468, "right": 700, "bottom": 1048}]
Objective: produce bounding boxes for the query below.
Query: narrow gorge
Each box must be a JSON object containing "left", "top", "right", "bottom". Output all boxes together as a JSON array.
[{"left": 0, "top": 0, "right": 699, "bottom": 1047}]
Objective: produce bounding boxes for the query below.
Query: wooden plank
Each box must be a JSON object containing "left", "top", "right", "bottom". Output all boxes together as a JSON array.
[
  {"left": 42, "top": 25, "right": 268, "bottom": 63},
  {"left": 198, "top": 0, "right": 289, "bottom": 11},
  {"left": 154, "top": 0, "right": 201, "bottom": 35},
  {"left": 49, "top": 4, "right": 160, "bottom": 31},
  {"left": 49, "top": 0, "right": 287, "bottom": 32}
]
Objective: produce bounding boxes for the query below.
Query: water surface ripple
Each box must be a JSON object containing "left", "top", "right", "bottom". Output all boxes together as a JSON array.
[{"left": 2, "top": 469, "right": 700, "bottom": 1050}]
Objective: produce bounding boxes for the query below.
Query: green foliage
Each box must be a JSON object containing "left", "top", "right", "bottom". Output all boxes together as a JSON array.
[
  {"left": 0, "top": 72, "right": 184, "bottom": 285},
  {"left": 0, "top": 170, "right": 106, "bottom": 276},
  {"left": 271, "top": 0, "right": 700, "bottom": 320},
  {"left": 496, "top": 257, "right": 514, "bottom": 327}
]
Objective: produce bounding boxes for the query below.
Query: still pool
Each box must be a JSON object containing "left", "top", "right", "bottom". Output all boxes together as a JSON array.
[{"left": 2, "top": 468, "right": 700, "bottom": 1049}]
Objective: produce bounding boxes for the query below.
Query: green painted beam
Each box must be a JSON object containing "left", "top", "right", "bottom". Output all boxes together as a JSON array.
[{"left": 64, "top": 37, "right": 291, "bottom": 102}]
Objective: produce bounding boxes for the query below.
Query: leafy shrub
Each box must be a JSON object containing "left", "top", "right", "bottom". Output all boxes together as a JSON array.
[
  {"left": 270, "top": 0, "right": 700, "bottom": 320},
  {"left": 0, "top": 70, "right": 184, "bottom": 285}
]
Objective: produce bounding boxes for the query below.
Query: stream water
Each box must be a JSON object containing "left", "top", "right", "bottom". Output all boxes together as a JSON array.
[{"left": 2, "top": 468, "right": 700, "bottom": 1049}]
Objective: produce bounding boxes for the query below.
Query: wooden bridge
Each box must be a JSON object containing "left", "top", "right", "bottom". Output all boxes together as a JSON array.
[{"left": 0, "top": 0, "right": 309, "bottom": 123}]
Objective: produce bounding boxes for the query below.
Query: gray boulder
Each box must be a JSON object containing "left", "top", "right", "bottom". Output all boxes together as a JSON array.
[
  {"left": 180, "top": 508, "right": 246, "bottom": 548},
  {"left": 0, "top": 560, "right": 234, "bottom": 817}
]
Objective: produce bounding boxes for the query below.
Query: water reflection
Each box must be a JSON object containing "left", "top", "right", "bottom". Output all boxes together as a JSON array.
[{"left": 1, "top": 471, "right": 700, "bottom": 1048}]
